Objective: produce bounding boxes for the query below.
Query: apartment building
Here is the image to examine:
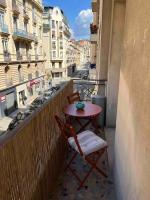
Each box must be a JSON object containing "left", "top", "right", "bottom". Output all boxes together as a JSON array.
[
  {"left": 43, "top": 6, "right": 71, "bottom": 79},
  {"left": 77, "top": 40, "right": 91, "bottom": 67},
  {"left": 0, "top": 0, "right": 45, "bottom": 118},
  {"left": 66, "top": 39, "right": 81, "bottom": 77}
]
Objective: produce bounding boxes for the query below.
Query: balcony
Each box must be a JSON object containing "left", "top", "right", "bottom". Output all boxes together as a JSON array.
[
  {"left": 90, "top": 24, "right": 98, "bottom": 43},
  {"left": 92, "top": 0, "right": 98, "bottom": 12},
  {"left": 13, "top": 29, "right": 34, "bottom": 42},
  {"left": 0, "top": 24, "right": 9, "bottom": 36},
  {"left": 0, "top": 79, "right": 116, "bottom": 199},
  {"left": 12, "top": 2, "right": 20, "bottom": 15},
  {"left": 0, "top": 0, "right": 7, "bottom": 8}
]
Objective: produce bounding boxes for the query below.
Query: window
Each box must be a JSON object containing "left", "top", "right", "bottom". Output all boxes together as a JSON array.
[
  {"left": 52, "top": 62, "right": 55, "bottom": 68},
  {"left": 52, "top": 41, "right": 56, "bottom": 49},
  {"left": 18, "top": 65, "right": 24, "bottom": 82},
  {"left": 59, "top": 62, "right": 62, "bottom": 68},
  {"left": 13, "top": 16, "right": 18, "bottom": 30},
  {"left": 60, "top": 41, "right": 63, "bottom": 49},
  {"left": 52, "top": 51, "right": 56, "bottom": 58},
  {"left": 52, "top": 20, "right": 55, "bottom": 29},
  {"left": 52, "top": 31, "right": 56, "bottom": 39},
  {"left": 24, "top": 21, "right": 28, "bottom": 32},
  {"left": 0, "top": 12, "right": 4, "bottom": 27},
  {"left": 5, "top": 66, "right": 12, "bottom": 86},
  {"left": 60, "top": 51, "right": 63, "bottom": 59},
  {"left": 35, "top": 71, "right": 39, "bottom": 78},
  {"left": 2, "top": 39, "right": 8, "bottom": 52},
  {"left": 59, "top": 22, "right": 62, "bottom": 30},
  {"left": 59, "top": 32, "right": 63, "bottom": 39}
]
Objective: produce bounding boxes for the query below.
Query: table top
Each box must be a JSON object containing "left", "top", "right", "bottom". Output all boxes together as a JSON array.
[{"left": 63, "top": 102, "right": 102, "bottom": 118}]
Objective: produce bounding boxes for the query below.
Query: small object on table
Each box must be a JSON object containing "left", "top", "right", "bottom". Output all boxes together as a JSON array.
[{"left": 75, "top": 101, "right": 85, "bottom": 110}]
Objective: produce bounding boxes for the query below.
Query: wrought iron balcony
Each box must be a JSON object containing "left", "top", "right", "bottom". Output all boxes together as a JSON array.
[
  {"left": 0, "top": 24, "right": 9, "bottom": 35},
  {"left": 0, "top": 0, "right": 7, "bottom": 8},
  {"left": 13, "top": 29, "right": 34, "bottom": 42},
  {"left": 4, "top": 51, "right": 11, "bottom": 62}
]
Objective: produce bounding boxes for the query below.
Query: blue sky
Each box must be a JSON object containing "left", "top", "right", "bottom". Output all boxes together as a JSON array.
[{"left": 43, "top": 0, "right": 93, "bottom": 39}]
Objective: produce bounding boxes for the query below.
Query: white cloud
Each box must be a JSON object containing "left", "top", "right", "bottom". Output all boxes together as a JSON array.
[
  {"left": 69, "top": 28, "right": 75, "bottom": 39},
  {"left": 74, "top": 9, "right": 93, "bottom": 39}
]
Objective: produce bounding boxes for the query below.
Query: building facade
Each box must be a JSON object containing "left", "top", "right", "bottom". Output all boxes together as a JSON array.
[
  {"left": 77, "top": 40, "right": 91, "bottom": 68},
  {"left": 66, "top": 39, "right": 81, "bottom": 77},
  {"left": 0, "top": 0, "right": 45, "bottom": 118},
  {"left": 43, "top": 6, "right": 71, "bottom": 79}
]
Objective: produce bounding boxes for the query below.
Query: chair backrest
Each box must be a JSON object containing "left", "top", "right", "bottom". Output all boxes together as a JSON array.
[
  {"left": 67, "top": 92, "right": 80, "bottom": 104},
  {"left": 55, "top": 115, "right": 83, "bottom": 155}
]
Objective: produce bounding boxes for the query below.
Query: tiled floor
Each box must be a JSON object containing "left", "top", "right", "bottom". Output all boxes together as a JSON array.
[{"left": 50, "top": 128, "right": 116, "bottom": 200}]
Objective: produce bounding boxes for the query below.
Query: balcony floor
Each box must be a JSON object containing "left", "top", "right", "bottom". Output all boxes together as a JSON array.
[{"left": 50, "top": 125, "right": 116, "bottom": 200}]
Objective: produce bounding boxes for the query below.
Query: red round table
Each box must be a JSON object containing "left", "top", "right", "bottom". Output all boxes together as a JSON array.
[{"left": 63, "top": 102, "right": 102, "bottom": 133}]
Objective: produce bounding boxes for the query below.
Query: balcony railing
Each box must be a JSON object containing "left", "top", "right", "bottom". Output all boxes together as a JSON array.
[
  {"left": 0, "top": 80, "right": 73, "bottom": 199},
  {"left": 0, "top": 24, "right": 9, "bottom": 35},
  {"left": 13, "top": 29, "right": 34, "bottom": 42},
  {"left": 73, "top": 79, "right": 107, "bottom": 100}
]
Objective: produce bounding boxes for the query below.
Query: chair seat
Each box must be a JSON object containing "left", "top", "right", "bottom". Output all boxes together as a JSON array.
[{"left": 68, "top": 130, "right": 107, "bottom": 156}]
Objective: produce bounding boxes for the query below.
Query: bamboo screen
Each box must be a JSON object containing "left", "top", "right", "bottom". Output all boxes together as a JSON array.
[{"left": 0, "top": 80, "right": 73, "bottom": 200}]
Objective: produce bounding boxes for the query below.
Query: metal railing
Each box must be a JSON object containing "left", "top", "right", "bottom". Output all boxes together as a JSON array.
[
  {"left": 13, "top": 29, "right": 34, "bottom": 41},
  {"left": 0, "top": 24, "right": 9, "bottom": 34},
  {"left": 73, "top": 79, "right": 107, "bottom": 101}
]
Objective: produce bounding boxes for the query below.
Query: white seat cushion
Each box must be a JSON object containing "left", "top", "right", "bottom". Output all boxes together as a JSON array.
[{"left": 68, "top": 130, "right": 107, "bottom": 156}]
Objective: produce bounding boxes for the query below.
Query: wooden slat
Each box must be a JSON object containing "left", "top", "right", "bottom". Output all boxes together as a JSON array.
[{"left": 0, "top": 80, "right": 73, "bottom": 200}]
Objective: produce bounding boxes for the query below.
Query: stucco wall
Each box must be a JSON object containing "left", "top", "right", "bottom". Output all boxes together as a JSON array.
[
  {"left": 98, "top": 0, "right": 112, "bottom": 80},
  {"left": 106, "top": 1, "right": 126, "bottom": 127},
  {"left": 115, "top": 0, "right": 150, "bottom": 199}
]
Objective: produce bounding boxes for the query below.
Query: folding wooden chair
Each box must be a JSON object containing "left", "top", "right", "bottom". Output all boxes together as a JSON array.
[
  {"left": 55, "top": 115, "right": 108, "bottom": 190},
  {"left": 67, "top": 92, "right": 80, "bottom": 104}
]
